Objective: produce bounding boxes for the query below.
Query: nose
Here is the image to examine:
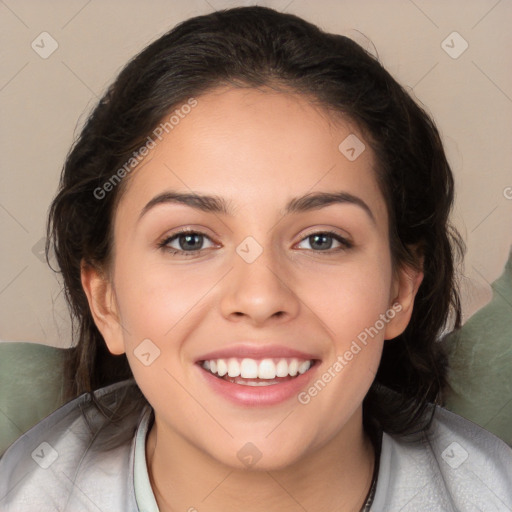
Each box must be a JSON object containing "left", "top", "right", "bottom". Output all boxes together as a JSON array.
[{"left": 219, "top": 242, "right": 301, "bottom": 326}]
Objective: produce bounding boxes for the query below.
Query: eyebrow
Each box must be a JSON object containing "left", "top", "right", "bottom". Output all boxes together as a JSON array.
[{"left": 138, "top": 190, "right": 376, "bottom": 224}]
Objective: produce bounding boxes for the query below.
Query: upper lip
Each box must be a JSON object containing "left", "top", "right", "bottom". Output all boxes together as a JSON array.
[{"left": 195, "top": 344, "right": 320, "bottom": 363}]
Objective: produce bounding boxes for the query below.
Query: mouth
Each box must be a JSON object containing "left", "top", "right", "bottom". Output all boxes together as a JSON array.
[
  {"left": 199, "top": 357, "right": 317, "bottom": 387},
  {"left": 195, "top": 346, "right": 321, "bottom": 406}
]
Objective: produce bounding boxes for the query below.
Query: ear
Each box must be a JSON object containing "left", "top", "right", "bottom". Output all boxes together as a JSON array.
[
  {"left": 80, "top": 260, "right": 126, "bottom": 355},
  {"left": 384, "top": 257, "right": 424, "bottom": 341}
]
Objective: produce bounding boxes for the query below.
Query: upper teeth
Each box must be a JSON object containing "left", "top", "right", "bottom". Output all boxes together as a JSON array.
[{"left": 202, "top": 358, "right": 312, "bottom": 379}]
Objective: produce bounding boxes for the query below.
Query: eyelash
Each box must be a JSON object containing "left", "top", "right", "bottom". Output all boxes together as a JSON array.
[{"left": 157, "top": 228, "right": 353, "bottom": 257}]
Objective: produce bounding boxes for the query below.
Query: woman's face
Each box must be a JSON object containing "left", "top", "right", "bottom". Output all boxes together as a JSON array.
[{"left": 85, "top": 86, "right": 420, "bottom": 470}]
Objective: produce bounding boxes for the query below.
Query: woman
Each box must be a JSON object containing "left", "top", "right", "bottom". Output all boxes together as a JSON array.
[{"left": 0, "top": 6, "right": 510, "bottom": 511}]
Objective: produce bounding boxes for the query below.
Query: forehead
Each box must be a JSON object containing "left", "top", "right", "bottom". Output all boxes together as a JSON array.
[{"left": 116, "top": 86, "right": 387, "bottom": 226}]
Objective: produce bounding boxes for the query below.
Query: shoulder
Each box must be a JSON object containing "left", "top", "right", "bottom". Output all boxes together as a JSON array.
[
  {"left": 372, "top": 404, "right": 512, "bottom": 511},
  {"left": 0, "top": 379, "right": 145, "bottom": 512}
]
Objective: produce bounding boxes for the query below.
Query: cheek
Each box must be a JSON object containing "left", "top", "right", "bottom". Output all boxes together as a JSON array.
[
  {"left": 296, "top": 251, "right": 393, "bottom": 342},
  {"left": 295, "top": 256, "right": 392, "bottom": 425},
  {"left": 112, "top": 252, "right": 214, "bottom": 340}
]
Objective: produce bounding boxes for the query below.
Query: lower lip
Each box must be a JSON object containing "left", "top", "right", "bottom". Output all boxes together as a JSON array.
[{"left": 196, "top": 363, "right": 319, "bottom": 406}]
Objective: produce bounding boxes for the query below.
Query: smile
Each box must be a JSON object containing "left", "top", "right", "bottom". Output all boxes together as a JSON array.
[
  {"left": 195, "top": 345, "right": 321, "bottom": 406},
  {"left": 201, "top": 357, "right": 314, "bottom": 386}
]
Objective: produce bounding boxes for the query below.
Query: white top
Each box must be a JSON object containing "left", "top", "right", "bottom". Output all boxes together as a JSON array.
[
  {"left": 1, "top": 379, "right": 511, "bottom": 511},
  {"left": 133, "top": 406, "right": 160, "bottom": 512}
]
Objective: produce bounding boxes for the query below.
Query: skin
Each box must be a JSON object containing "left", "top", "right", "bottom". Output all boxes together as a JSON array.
[{"left": 82, "top": 86, "right": 423, "bottom": 512}]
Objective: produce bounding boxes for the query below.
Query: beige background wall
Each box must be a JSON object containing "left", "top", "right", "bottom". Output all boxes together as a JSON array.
[{"left": 1, "top": 0, "right": 511, "bottom": 348}]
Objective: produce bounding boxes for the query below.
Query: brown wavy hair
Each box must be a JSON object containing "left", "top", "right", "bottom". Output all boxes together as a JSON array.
[{"left": 47, "top": 6, "right": 465, "bottom": 448}]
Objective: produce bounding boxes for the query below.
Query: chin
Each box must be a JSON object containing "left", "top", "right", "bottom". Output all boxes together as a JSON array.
[{"left": 202, "top": 433, "right": 316, "bottom": 473}]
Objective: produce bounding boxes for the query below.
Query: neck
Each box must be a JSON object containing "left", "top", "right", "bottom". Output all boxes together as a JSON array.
[{"left": 146, "top": 408, "right": 376, "bottom": 512}]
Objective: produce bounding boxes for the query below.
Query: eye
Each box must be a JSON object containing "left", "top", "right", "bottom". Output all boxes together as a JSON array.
[
  {"left": 158, "top": 229, "right": 351, "bottom": 256},
  {"left": 159, "top": 229, "right": 216, "bottom": 256},
  {"left": 296, "top": 231, "right": 352, "bottom": 252}
]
